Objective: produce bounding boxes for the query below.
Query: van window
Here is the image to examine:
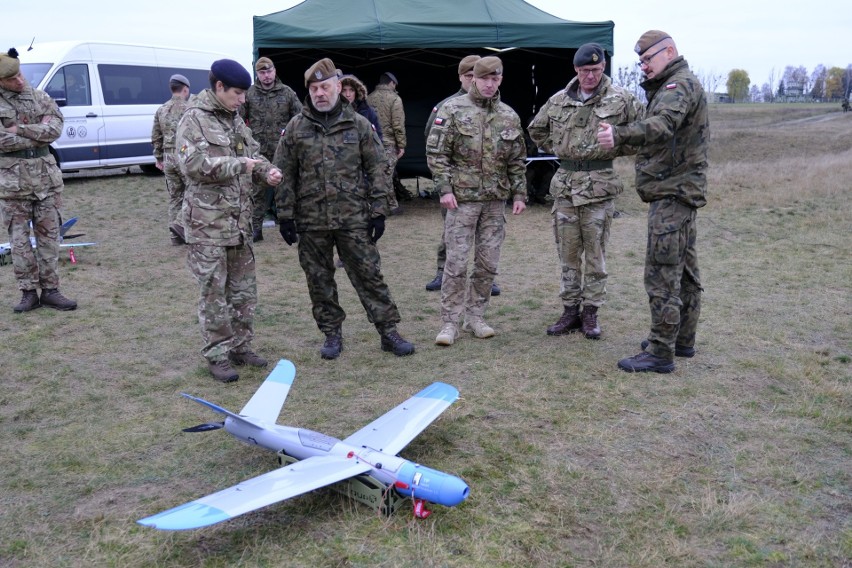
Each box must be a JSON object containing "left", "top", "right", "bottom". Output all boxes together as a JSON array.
[
  {"left": 20, "top": 63, "right": 53, "bottom": 88},
  {"left": 99, "top": 64, "right": 163, "bottom": 105},
  {"left": 44, "top": 64, "right": 92, "bottom": 106}
]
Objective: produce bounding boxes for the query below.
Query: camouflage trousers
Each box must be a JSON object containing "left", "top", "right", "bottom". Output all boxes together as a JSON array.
[
  {"left": 643, "top": 198, "right": 702, "bottom": 359},
  {"left": 441, "top": 200, "right": 505, "bottom": 324},
  {"left": 435, "top": 207, "right": 448, "bottom": 271},
  {"left": 163, "top": 153, "right": 186, "bottom": 230},
  {"left": 251, "top": 180, "right": 275, "bottom": 233},
  {"left": 382, "top": 145, "right": 400, "bottom": 210},
  {"left": 552, "top": 198, "right": 614, "bottom": 308},
  {"left": 0, "top": 195, "right": 61, "bottom": 291},
  {"left": 297, "top": 229, "right": 401, "bottom": 335},
  {"left": 186, "top": 243, "right": 257, "bottom": 362}
]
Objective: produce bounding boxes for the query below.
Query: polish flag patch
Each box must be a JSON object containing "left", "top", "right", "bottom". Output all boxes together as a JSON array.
[
  {"left": 434, "top": 117, "right": 445, "bottom": 126},
  {"left": 665, "top": 83, "right": 678, "bottom": 89}
]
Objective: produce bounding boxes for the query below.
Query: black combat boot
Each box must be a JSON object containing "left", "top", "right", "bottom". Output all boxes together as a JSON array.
[
  {"left": 546, "top": 305, "right": 581, "bottom": 335},
  {"left": 40, "top": 289, "right": 77, "bottom": 311},
  {"left": 641, "top": 339, "right": 695, "bottom": 358},
  {"left": 490, "top": 282, "right": 501, "bottom": 296},
  {"left": 380, "top": 330, "right": 415, "bottom": 356},
  {"left": 320, "top": 333, "right": 343, "bottom": 360},
  {"left": 581, "top": 305, "right": 601, "bottom": 339},
  {"left": 425, "top": 270, "right": 443, "bottom": 291},
  {"left": 617, "top": 352, "right": 675, "bottom": 374},
  {"left": 13, "top": 290, "right": 41, "bottom": 313},
  {"left": 252, "top": 228, "right": 263, "bottom": 242}
]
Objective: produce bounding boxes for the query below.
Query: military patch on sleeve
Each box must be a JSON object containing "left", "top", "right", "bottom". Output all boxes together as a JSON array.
[
  {"left": 431, "top": 106, "right": 438, "bottom": 113},
  {"left": 280, "top": 128, "right": 286, "bottom": 136},
  {"left": 179, "top": 144, "right": 187, "bottom": 154},
  {"left": 434, "top": 117, "right": 445, "bottom": 126},
  {"left": 666, "top": 83, "right": 678, "bottom": 90}
]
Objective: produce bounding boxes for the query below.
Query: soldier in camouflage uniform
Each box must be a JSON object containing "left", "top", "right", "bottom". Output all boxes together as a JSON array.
[
  {"left": 528, "top": 43, "right": 644, "bottom": 340},
  {"left": 177, "top": 59, "right": 282, "bottom": 382},
  {"left": 367, "top": 72, "right": 408, "bottom": 212},
  {"left": 239, "top": 57, "right": 302, "bottom": 242},
  {"left": 151, "top": 74, "right": 191, "bottom": 245},
  {"left": 274, "top": 58, "right": 414, "bottom": 361},
  {"left": 598, "top": 31, "right": 708, "bottom": 373},
  {"left": 426, "top": 56, "right": 527, "bottom": 346},
  {"left": 0, "top": 48, "right": 77, "bottom": 313}
]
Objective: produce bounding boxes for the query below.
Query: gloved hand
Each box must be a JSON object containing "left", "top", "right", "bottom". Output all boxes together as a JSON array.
[
  {"left": 368, "top": 215, "right": 385, "bottom": 243},
  {"left": 279, "top": 219, "right": 298, "bottom": 246}
]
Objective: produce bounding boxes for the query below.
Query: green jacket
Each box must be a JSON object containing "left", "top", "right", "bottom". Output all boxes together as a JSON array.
[
  {"left": 426, "top": 86, "right": 526, "bottom": 203},
  {"left": 239, "top": 79, "right": 302, "bottom": 160},
  {"left": 151, "top": 93, "right": 190, "bottom": 160},
  {"left": 613, "top": 57, "right": 709, "bottom": 208},
  {"left": 0, "top": 85, "right": 64, "bottom": 200},
  {"left": 176, "top": 89, "right": 273, "bottom": 245},
  {"left": 274, "top": 98, "right": 390, "bottom": 231},
  {"left": 528, "top": 75, "right": 644, "bottom": 206},
  {"left": 367, "top": 84, "right": 406, "bottom": 149}
]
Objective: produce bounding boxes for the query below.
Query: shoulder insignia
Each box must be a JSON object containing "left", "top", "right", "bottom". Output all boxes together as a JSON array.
[
  {"left": 666, "top": 83, "right": 678, "bottom": 90},
  {"left": 280, "top": 128, "right": 286, "bottom": 136},
  {"left": 434, "top": 117, "right": 445, "bottom": 126},
  {"left": 431, "top": 106, "right": 438, "bottom": 113}
]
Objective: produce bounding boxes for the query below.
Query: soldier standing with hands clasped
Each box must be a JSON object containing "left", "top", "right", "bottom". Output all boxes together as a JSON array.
[
  {"left": 597, "top": 30, "right": 708, "bottom": 374},
  {"left": 0, "top": 48, "right": 77, "bottom": 313},
  {"left": 528, "top": 43, "right": 643, "bottom": 340},
  {"left": 177, "top": 59, "right": 282, "bottom": 382},
  {"left": 274, "top": 58, "right": 415, "bottom": 361}
]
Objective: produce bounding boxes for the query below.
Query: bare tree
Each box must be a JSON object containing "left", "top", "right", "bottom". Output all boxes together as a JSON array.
[
  {"left": 810, "top": 65, "right": 826, "bottom": 101},
  {"left": 765, "top": 68, "right": 777, "bottom": 102},
  {"left": 749, "top": 84, "right": 761, "bottom": 102},
  {"left": 695, "top": 68, "right": 723, "bottom": 96}
]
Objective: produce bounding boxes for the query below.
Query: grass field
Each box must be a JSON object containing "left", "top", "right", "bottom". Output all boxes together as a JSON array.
[{"left": 1, "top": 103, "right": 849, "bottom": 567}]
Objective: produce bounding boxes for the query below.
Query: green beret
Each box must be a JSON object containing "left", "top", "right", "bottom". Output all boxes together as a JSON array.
[
  {"left": 305, "top": 58, "right": 337, "bottom": 87},
  {"left": 573, "top": 43, "right": 605, "bottom": 67},
  {"left": 635, "top": 30, "right": 672, "bottom": 56},
  {"left": 255, "top": 57, "right": 274, "bottom": 72},
  {"left": 211, "top": 59, "right": 251, "bottom": 90},
  {"left": 0, "top": 48, "right": 20, "bottom": 80},
  {"left": 473, "top": 56, "right": 503, "bottom": 78},
  {"left": 458, "top": 55, "right": 480, "bottom": 76}
]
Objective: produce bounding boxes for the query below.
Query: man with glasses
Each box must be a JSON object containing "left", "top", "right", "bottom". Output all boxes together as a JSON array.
[
  {"left": 528, "top": 43, "right": 643, "bottom": 340},
  {"left": 597, "top": 31, "right": 709, "bottom": 373}
]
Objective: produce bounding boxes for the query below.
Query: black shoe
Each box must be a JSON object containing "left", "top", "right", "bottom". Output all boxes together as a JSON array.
[
  {"left": 490, "top": 282, "right": 501, "bottom": 296},
  {"left": 641, "top": 339, "right": 695, "bottom": 358},
  {"left": 618, "top": 352, "right": 675, "bottom": 373},
  {"left": 380, "top": 330, "right": 415, "bottom": 356},
  {"left": 320, "top": 334, "right": 343, "bottom": 360},
  {"left": 425, "top": 271, "right": 443, "bottom": 291},
  {"left": 253, "top": 228, "right": 263, "bottom": 242}
]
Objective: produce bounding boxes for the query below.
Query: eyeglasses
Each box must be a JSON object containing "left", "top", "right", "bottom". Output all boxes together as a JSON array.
[
  {"left": 638, "top": 46, "right": 667, "bottom": 67},
  {"left": 576, "top": 67, "right": 604, "bottom": 77}
]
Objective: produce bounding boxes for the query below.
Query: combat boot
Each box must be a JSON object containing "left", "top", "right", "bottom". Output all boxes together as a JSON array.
[
  {"left": 641, "top": 339, "right": 695, "bottom": 358},
  {"left": 546, "top": 305, "right": 581, "bottom": 335},
  {"left": 425, "top": 270, "right": 443, "bottom": 291},
  {"left": 229, "top": 349, "right": 268, "bottom": 368},
  {"left": 581, "top": 305, "right": 601, "bottom": 339},
  {"left": 617, "top": 352, "right": 674, "bottom": 374},
  {"left": 252, "top": 228, "right": 263, "bottom": 242},
  {"left": 40, "top": 289, "right": 77, "bottom": 311},
  {"left": 490, "top": 282, "right": 501, "bottom": 296},
  {"left": 435, "top": 323, "right": 458, "bottom": 346},
  {"left": 320, "top": 333, "right": 343, "bottom": 360},
  {"left": 13, "top": 290, "right": 41, "bottom": 313},
  {"left": 380, "top": 330, "right": 415, "bottom": 356},
  {"left": 462, "top": 318, "right": 495, "bottom": 339},
  {"left": 169, "top": 224, "right": 185, "bottom": 245},
  {"left": 209, "top": 359, "right": 239, "bottom": 382}
]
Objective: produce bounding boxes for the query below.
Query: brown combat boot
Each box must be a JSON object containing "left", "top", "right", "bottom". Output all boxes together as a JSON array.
[
  {"left": 13, "top": 290, "right": 41, "bottom": 313},
  {"left": 40, "top": 289, "right": 77, "bottom": 311},
  {"left": 546, "top": 305, "right": 581, "bottom": 335},
  {"left": 208, "top": 359, "right": 239, "bottom": 382},
  {"left": 581, "top": 305, "right": 601, "bottom": 339},
  {"left": 229, "top": 349, "right": 268, "bottom": 368}
]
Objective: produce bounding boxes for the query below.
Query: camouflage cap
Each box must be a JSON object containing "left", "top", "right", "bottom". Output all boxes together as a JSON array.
[
  {"left": 0, "top": 48, "right": 20, "bottom": 79},
  {"left": 473, "top": 56, "right": 503, "bottom": 78},
  {"left": 255, "top": 57, "right": 274, "bottom": 71},
  {"left": 634, "top": 30, "right": 672, "bottom": 56},
  {"left": 458, "top": 55, "right": 481, "bottom": 76},
  {"left": 211, "top": 59, "right": 252, "bottom": 89},
  {"left": 304, "top": 58, "right": 337, "bottom": 87},
  {"left": 573, "top": 43, "right": 605, "bottom": 67},
  {"left": 169, "top": 74, "right": 190, "bottom": 88}
]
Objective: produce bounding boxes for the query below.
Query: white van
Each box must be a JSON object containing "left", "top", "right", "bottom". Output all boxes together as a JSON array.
[{"left": 17, "top": 41, "right": 225, "bottom": 173}]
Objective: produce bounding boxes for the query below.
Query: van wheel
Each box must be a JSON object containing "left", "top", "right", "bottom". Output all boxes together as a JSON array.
[{"left": 140, "top": 164, "right": 162, "bottom": 175}]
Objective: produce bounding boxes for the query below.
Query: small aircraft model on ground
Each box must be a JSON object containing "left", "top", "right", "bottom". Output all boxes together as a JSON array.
[
  {"left": 137, "top": 360, "right": 469, "bottom": 530},
  {"left": 0, "top": 217, "right": 96, "bottom": 265}
]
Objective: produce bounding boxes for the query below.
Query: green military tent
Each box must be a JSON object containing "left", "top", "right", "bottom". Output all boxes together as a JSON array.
[{"left": 253, "top": 0, "right": 614, "bottom": 176}]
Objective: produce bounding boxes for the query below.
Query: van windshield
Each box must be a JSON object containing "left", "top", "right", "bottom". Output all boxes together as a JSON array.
[{"left": 20, "top": 63, "right": 53, "bottom": 88}]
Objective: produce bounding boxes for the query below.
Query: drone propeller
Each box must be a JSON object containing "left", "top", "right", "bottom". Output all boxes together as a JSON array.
[{"left": 182, "top": 422, "right": 224, "bottom": 433}]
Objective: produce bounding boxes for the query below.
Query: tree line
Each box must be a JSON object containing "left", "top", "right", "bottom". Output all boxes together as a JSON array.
[{"left": 613, "top": 64, "right": 852, "bottom": 104}]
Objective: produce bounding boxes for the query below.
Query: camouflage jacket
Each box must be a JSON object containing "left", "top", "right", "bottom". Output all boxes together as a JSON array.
[
  {"left": 239, "top": 79, "right": 302, "bottom": 160},
  {"left": 528, "top": 75, "right": 644, "bottom": 206},
  {"left": 367, "top": 84, "right": 406, "bottom": 149},
  {"left": 426, "top": 86, "right": 526, "bottom": 203},
  {"left": 273, "top": 98, "right": 390, "bottom": 232},
  {"left": 151, "top": 94, "right": 190, "bottom": 160},
  {"left": 0, "top": 84, "right": 64, "bottom": 200},
  {"left": 176, "top": 89, "right": 274, "bottom": 246},
  {"left": 613, "top": 57, "right": 709, "bottom": 208},
  {"left": 424, "top": 88, "right": 465, "bottom": 140}
]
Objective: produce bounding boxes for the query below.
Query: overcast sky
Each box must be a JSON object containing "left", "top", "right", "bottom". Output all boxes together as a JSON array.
[{"left": 7, "top": 0, "right": 851, "bottom": 91}]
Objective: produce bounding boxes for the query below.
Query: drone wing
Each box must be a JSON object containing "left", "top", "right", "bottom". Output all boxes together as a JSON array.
[
  {"left": 137, "top": 455, "right": 371, "bottom": 530},
  {"left": 343, "top": 382, "right": 459, "bottom": 456},
  {"left": 239, "top": 359, "right": 296, "bottom": 422}
]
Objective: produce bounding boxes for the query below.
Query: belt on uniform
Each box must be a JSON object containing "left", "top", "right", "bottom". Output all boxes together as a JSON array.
[
  {"left": 1, "top": 146, "right": 50, "bottom": 159},
  {"left": 559, "top": 159, "right": 613, "bottom": 172}
]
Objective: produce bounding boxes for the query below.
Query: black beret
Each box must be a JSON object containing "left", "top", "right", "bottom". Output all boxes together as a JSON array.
[
  {"left": 383, "top": 71, "right": 399, "bottom": 85},
  {"left": 211, "top": 59, "right": 251, "bottom": 90},
  {"left": 573, "top": 43, "right": 605, "bottom": 67}
]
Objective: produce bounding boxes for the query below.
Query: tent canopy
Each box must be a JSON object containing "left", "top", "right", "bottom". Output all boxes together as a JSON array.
[{"left": 253, "top": 0, "right": 614, "bottom": 176}]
